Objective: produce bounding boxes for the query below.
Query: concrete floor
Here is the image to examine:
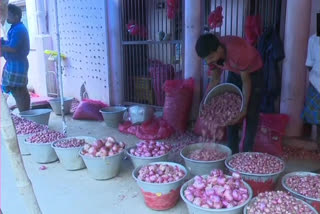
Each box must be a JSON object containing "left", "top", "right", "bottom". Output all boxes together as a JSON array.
[{"left": 1, "top": 113, "right": 320, "bottom": 214}]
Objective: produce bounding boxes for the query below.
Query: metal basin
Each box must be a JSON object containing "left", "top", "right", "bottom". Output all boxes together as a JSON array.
[
  {"left": 180, "top": 175, "right": 253, "bottom": 214},
  {"left": 225, "top": 152, "right": 285, "bottom": 196},
  {"left": 17, "top": 134, "right": 32, "bottom": 155},
  {"left": 282, "top": 171, "right": 320, "bottom": 213},
  {"left": 80, "top": 149, "right": 124, "bottom": 180},
  {"left": 19, "top": 109, "right": 52, "bottom": 125},
  {"left": 24, "top": 138, "right": 58, "bottom": 163},
  {"left": 48, "top": 97, "right": 73, "bottom": 115},
  {"left": 243, "top": 196, "right": 319, "bottom": 214},
  {"left": 126, "top": 146, "right": 169, "bottom": 168},
  {"left": 180, "top": 143, "right": 232, "bottom": 176},
  {"left": 52, "top": 136, "right": 96, "bottom": 171},
  {"left": 100, "top": 106, "right": 127, "bottom": 128}
]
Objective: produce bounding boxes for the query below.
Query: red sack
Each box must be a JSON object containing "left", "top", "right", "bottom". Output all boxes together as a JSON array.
[
  {"left": 119, "top": 118, "right": 174, "bottom": 140},
  {"left": 167, "top": 0, "right": 179, "bottom": 20},
  {"left": 163, "top": 78, "right": 194, "bottom": 132},
  {"left": 127, "top": 20, "right": 147, "bottom": 39},
  {"left": 149, "top": 60, "right": 175, "bottom": 106},
  {"left": 194, "top": 117, "right": 226, "bottom": 141},
  {"left": 245, "top": 15, "right": 263, "bottom": 46},
  {"left": 208, "top": 6, "right": 224, "bottom": 29},
  {"left": 253, "top": 114, "right": 289, "bottom": 156},
  {"left": 72, "top": 99, "right": 108, "bottom": 121}
]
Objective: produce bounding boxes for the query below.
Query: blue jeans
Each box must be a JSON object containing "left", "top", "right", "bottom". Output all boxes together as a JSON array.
[{"left": 227, "top": 71, "right": 263, "bottom": 154}]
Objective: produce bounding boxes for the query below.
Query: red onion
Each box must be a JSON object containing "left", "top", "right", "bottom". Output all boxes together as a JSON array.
[
  {"left": 54, "top": 138, "right": 86, "bottom": 148},
  {"left": 12, "top": 114, "right": 48, "bottom": 135},
  {"left": 228, "top": 153, "right": 284, "bottom": 174},
  {"left": 199, "top": 92, "right": 241, "bottom": 140},
  {"left": 184, "top": 169, "right": 250, "bottom": 209},
  {"left": 27, "top": 130, "right": 66, "bottom": 144},
  {"left": 188, "top": 148, "right": 228, "bottom": 161},
  {"left": 130, "top": 140, "right": 171, "bottom": 158},
  {"left": 285, "top": 174, "right": 320, "bottom": 199},
  {"left": 246, "top": 191, "right": 315, "bottom": 214},
  {"left": 137, "top": 164, "right": 185, "bottom": 183},
  {"left": 81, "top": 137, "right": 125, "bottom": 157}
]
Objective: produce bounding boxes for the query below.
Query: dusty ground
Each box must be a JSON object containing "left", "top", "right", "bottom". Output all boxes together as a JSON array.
[{"left": 1, "top": 112, "right": 320, "bottom": 214}]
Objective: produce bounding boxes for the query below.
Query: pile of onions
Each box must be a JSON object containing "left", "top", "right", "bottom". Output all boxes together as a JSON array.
[
  {"left": 27, "top": 130, "right": 66, "bottom": 144},
  {"left": 54, "top": 138, "right": 86, "bottom": 148},
  {"left": 188, "top": 148, "right": 228, "bottom": 161},
  {"left": 138, "top": 164, "right": 185, "bottom": 183},
  {"left": 184, "top": 169, "right": 250, "bottom": 209},
  {"left": 228, "top": 153, "right": 284, "bottom": 174},
  {"left": 246, "top": 191, "right": 315, "bottom": 214},
  {"left": 12, "top": 114, "right": 48, "bottom": 135},
  {"left": 129, "top": 140, "right": 171, "bottom": 157},
  {"left": 81, "top": 137, "right": 125, "bottom": 157},
  {"left": 285, "top": 174, "right": 320, "bottom": 199}
]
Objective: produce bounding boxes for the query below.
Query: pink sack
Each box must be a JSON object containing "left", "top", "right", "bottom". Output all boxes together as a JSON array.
[
  {"left": 72, "top": 99, "right": 108, "bottom": 121},
  {"left": 163, "top": 78, "right": 194, "bottom": 132}
]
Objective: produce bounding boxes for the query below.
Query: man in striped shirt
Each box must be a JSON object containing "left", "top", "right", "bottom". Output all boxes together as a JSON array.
[{"left": 1, "top": 4, "right": 30, "bottom": 111}]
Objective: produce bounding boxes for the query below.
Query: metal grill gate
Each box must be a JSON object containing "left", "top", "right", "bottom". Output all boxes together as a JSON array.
[{"left": 121, "top": 0, "right": 183, "bottom": 106}]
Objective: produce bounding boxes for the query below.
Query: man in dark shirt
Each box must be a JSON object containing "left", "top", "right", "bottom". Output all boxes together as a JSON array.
[{"left": 1, "top": 4, "right": 30, "bottom": 112}]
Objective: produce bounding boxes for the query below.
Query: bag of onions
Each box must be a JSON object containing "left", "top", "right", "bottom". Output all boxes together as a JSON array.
[
  {"left": 180, "top": 169, "right": 252, "bottom": 214},
  {"left": 80, "top": 137, "right": 125, "bottom": 180},
  {"left": 132, "top": 162, "right": 187, "bottom": 210}
]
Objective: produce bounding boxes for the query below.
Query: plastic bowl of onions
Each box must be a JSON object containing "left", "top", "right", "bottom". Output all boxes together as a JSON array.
[
  {"left": 126, "top": 140, "right": 171, "bottom": 168},
  {"left": 282, "top": 171, "right": 320, "bottom": 213},
  {"left": 80, "top": 136, "right": 125, "bottom": 180}
]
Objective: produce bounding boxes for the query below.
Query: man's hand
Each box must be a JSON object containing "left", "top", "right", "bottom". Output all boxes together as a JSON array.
[{"left": 226, "top": 109, "right": 247, "bottom": 126}]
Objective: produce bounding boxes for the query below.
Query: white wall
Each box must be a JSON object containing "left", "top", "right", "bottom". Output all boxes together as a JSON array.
[{"left": 47, "top": 0, "right": 110, "bottom": 103}]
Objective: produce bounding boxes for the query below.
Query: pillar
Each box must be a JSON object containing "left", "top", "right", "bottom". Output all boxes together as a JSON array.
[
  {"left": 280, "top": 0, "right": 312, "bottom": 136},
  {"left": 184, "top": 0, "right": 202, "bottom": 119},
  {"left": 107, "top": 0, "right": 123, "bottom": 105}
]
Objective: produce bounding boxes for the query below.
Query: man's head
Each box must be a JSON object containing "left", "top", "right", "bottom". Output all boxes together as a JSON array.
[
  {"left": 7, "top": 4, "right": 22, "bottom": 24},
  {"left": 195, "top": 33, "right": 226, "bottom": 67}
]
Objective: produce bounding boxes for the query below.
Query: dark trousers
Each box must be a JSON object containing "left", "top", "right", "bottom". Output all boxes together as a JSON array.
[
  {"left": 227, "top": 71, "right": 263, "bottom": 154},
  {"left": 8, "top": 86, "right": 30, "bottom": 112}
]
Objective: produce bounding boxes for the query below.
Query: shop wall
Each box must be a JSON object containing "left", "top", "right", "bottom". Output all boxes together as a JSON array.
[{"left": 47, "top": 0, "right": 110, "bottom": 103}]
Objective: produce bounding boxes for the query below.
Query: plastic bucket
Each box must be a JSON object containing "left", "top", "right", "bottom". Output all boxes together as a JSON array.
[
  {"left": 100, "top": 106, "right": 127, "bottom": 128},
  {"left": 24, "top": 139, "right": 58, "bottom": 163},
  {"left": 17, "top": 134, "right": 32, "bottom": 155},
  {"left": 80, "top": 149, "right": 124, "bottom": 180},
  {"left": 48, "top": 97, "right": 73, "bottom": 115},
  {"left": 132, "top": 162, "right": 187, "bottom": 210},
  {"left": 180, "top": 175, "right": 253, "bottom": 214},
  {"left": 180, "top": 143, "right": 232, "bottom": 176},
  {"left": 225, "top": 152, "right": 285, "bottom": 196},
  {"left": 282, "top": 171, "right": 320, "bottom": 213},
  {"left": 52, "top": 136, "right": 96, "bottom": 171},
  {"left": 20, "top": 109, "right": 52, "bottom": 125},
  {"left": 126, "top": 146, "right": 169, "bottom": 168},
  {"left": 243, "top": 196, "right": 318, "bottom": 214}
]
